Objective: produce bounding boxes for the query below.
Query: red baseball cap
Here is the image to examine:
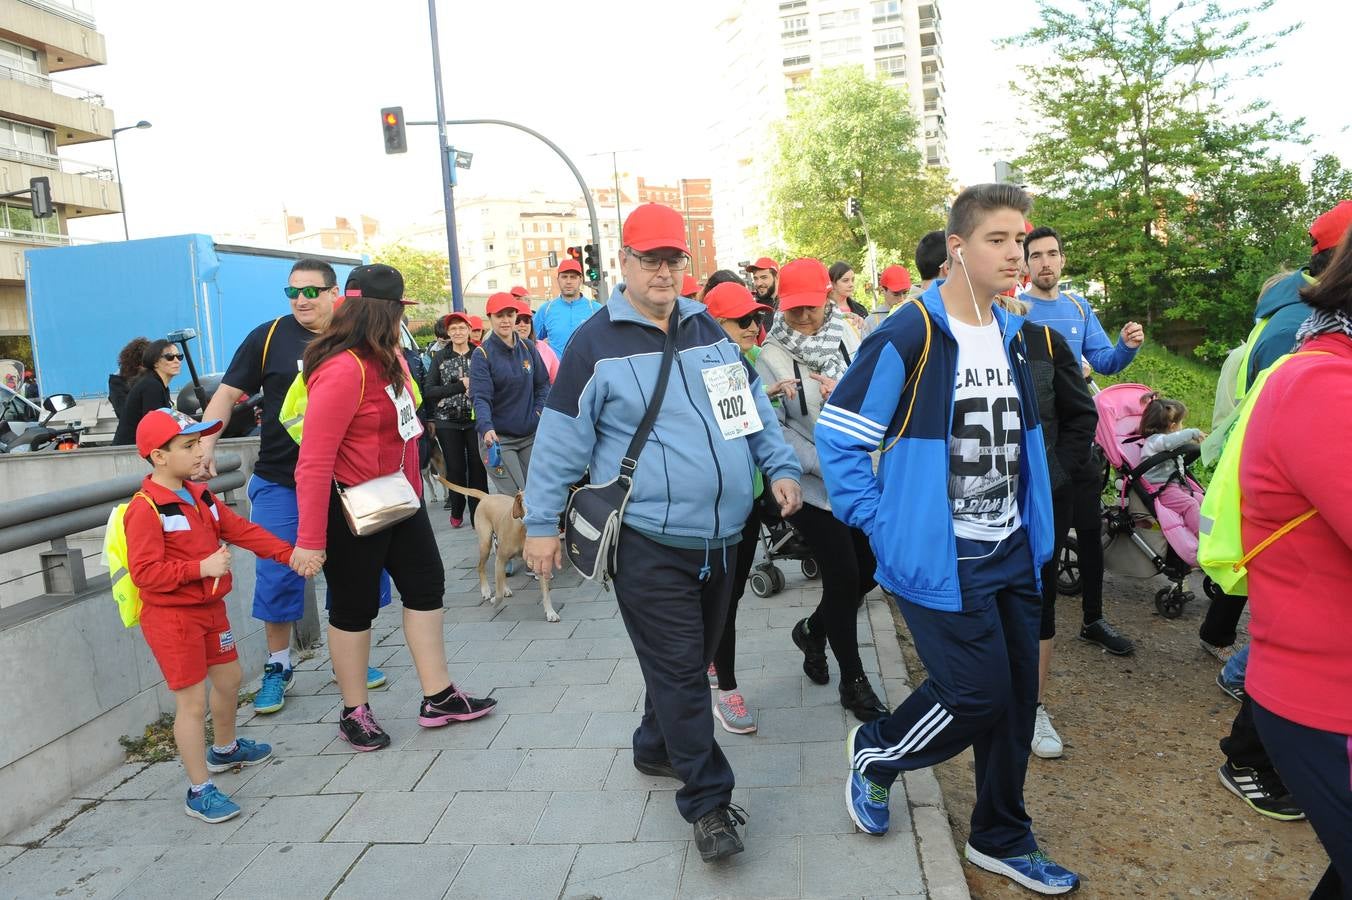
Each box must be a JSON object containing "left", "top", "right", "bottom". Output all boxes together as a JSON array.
[
  {"left": 747, "top": 257, "right": 779, "bottom": 273},
  {"left": 484, "top": 292, "right": 519, "bottom": 315},
  {"left": 514, "top": 298, "right": 533, "bottom": 316},
  {"left": 557, "top": 259, "right": 583, "bottom": 276},
  {"left": 468, "top": 315, "right": 484, "bottom": 330},
  {"left": 622, "top": 203, "right": 690, "bottom": 254},
  {"left": 777, "top": 258, "right": 831, "bottom": 310},
  {"left": 879, "top": 265, "right": 912, "bottom": 293},
  {"left": 136, "top": 407, "right": 222, "bottom": 458},
  {"left": 443, "top": 312, "right": 472, "bottom": 328},
  {"left": 509, "top": 285, "right": 529, "bottom": 298},
  {"left": 1311, "top": 200, "right": 1352, "bottom": 254},
  {"left": 681, "top": 274, "right": 700, "bottom": 297},
  {"left": 703, "top": 283, "right": 771, "bottom": 320}
]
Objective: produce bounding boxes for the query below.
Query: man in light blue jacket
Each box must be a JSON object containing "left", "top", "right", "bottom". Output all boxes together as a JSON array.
[{"left": 523, "top": 204, "right": 801, "bottom": 864}]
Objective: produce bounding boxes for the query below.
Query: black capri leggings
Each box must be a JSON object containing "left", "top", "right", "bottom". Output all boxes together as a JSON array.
[
  {"left": 787, "top": 502, "right": 876, "bottom": 682},
  {"left": 323, "top": 485, "right": 444, "bottom": 632}
]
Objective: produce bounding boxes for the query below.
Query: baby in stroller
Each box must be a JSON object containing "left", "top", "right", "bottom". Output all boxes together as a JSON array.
[{"left": 1137, "top": 396, "right": 1206, "bottom": 566}]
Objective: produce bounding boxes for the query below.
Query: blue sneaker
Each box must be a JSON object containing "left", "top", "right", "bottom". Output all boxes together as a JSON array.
[
  {"left": 206, "top": 737, "right": 274, "bottom": 773},
  {"left": 964, "top": 844, "right": 1080, "bottom": 895},
  {"left": 184, "top": 784, "right": 241, "bottom": 824},
  {"left": 366, "top": 666, "right": 387, "bottom": 689},
  {"left": 845, "top": 724, "right": 890, "bottom": 835},
  {"left": 253, "top": 662, "right": 292, "bottom": 714}
]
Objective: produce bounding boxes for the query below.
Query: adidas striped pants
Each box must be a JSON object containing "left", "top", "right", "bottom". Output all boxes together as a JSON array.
[{"left": 851, "top": 529, "right": 1042, "bottom": 858}]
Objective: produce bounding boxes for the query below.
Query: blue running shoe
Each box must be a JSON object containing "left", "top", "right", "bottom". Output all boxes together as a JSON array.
[
  {"left": 964, "top": 844, "right": 1080, "bottom": 895},
  {"left": 845, "top": 724, "right": 890, "bottom": 835},
  {"left": 366, "top": 666, "right": 387, "bottom": 689},
  {"left": 207, "top": 737, "right": 274, "bottom": 773},
  {"left": 184, "top": 785, "right": 241, "bottom": 824},
  {"left": 253, "top": 662, "right": 292, "bottom": 714}
]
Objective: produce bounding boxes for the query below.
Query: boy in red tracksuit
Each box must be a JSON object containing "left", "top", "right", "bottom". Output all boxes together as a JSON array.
[{"left": 126, "top": 408, "right": 310, "bottom": 824}]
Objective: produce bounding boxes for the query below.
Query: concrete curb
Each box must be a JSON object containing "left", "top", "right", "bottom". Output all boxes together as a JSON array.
[{"left": 867, "top": 596, "right": 971, "bottom": 900}]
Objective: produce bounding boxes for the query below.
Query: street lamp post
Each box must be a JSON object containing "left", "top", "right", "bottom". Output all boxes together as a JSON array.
[{"left": 110, "top": 120, "right": 151, "bottom": 241}]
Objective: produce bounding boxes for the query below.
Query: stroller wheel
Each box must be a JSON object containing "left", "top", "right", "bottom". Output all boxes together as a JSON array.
[
  {"left": 1056, "top": 538, "right": 1082, "bottom": 596},
  {"left": 769, "top": 565, "right": 786, "bottom": 594},
  {"left": 1155, "top": 587, "right": 1185, "bottom": 619},
  {"left": 801, "top": 557, "right": 820, "bottom": 580},
  {"left": 750, "top": 568, "right": 776, "bottom": 598}
]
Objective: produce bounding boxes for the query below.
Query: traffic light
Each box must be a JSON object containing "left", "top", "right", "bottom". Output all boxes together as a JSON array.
[
  {"left": 846, "top": 196, "right": 861, "bottom": 219},
  {"left": 29, "top": 176, "right": 52, "bottom": 219},
  {"left": 380, "top": 107, "right": 407, "bottom": 154},
  {"left": 566, "top": 245, "right": 583, "bottom": 266},
  {"left": 547, "top": 250, "right": 558, "bottom": 268},
  {"left": 583, "top": 244, "right": 601, "bottom": 283}
]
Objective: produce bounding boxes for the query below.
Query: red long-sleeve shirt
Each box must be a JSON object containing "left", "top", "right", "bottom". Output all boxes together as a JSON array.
[
  {"left": 1241, "top": 332, "right": 1352, "bottom": 735},
  {"left": 124, "top": 476, "right": 294, "bottom": 608},
  {"left": 294, "top": 351, "right": 423, "bottom": 549}
]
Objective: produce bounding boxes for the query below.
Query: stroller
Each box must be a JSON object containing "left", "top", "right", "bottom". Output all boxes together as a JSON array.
[
  {"left": 1057, "top": 383, "right": 1222, "bottom": 618},
  {"left": 747, "top": 491, "right": 820, "bottom": 597}
]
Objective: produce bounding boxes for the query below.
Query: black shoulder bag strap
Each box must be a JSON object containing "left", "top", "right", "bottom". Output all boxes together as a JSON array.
[{"left": 618, "top": 304, "right": 680, "bottom": 484}]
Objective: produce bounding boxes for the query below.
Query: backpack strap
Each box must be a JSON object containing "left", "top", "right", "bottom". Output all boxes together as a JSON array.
[
  {"left": 881, "top": 298, "right": 933, "bottom": 451},
  {"left": 345, "top": 349, "right": 366, "bottom": 407},
  {"left": 1235, "top": 509, "right": 1319, "bottom": 572},
  {"left": 261, "top": 317, "right": 283, "bottom": 374},
  {"left": 1043, "top": 325, "right": 1054, "bottom": 358},
  {"left": 1066, "top": 293, "right": 1087, "bottom": 323}
]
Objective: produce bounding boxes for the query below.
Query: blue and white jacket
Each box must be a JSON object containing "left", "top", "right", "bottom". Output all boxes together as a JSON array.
[
  {"left": 523, "top": 287, "right": 801, "bottom": 541},
  {"left": 536, "top": 295, "right": 603, "bottom": 356},
  {"left": 814, "top": 284, "right": 1055, "bottom": 612}
]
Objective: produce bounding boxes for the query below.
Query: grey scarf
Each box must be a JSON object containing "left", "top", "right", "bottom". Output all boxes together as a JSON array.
[
  {"left": 767, "top": 304, "right": 849, "bottom": 381},
  {"left": 1294, "top": 307, "right": 1352, "bottom": 345}
]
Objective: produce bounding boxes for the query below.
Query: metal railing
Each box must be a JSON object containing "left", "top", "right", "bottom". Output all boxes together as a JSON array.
[
  {"left": 0, "top": 452, "right": 245, "bottom": 599},
  {"left": 0, "top": 63, "right": 104, "bottom": 106},
  {"left": 18, "top": 0, "right": 96, "bottom": 27},
  {"left": 0, "top": 143, "right": 115, "bottom": 180}
]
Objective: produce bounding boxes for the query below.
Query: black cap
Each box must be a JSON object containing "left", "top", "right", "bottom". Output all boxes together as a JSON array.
[{"left": 344, "top": 264, "right": 411, "bottom": 305}]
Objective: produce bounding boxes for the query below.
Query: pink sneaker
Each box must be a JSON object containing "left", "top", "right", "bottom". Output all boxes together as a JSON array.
[
  {"left": 714, "top": 692, "right": 757, "bottom": 734},
  {"left": 449, "top": 516, "right": 463, "bottom": 528},
  {"left": 419, "top": 687, "right": 497, "bottom": 727},
  {"left": 707, "top": 663, "right": 719, "bottom": 688}
]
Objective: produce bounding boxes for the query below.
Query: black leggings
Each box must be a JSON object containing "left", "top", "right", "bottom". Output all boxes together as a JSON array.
[
  {"left": 1200, "top": 590, "right": 1247, "bottom": 648},
  {"left": 434, "top": 420, "right": 487, "bottom": 522},
  {"left": 1070, "top": 474, "right": 1105, "bottom": 625},
  {"left": 788, "top": 503, "right": 875, "bottom": 681},
  {"left": 712, "top": 502, "right": 763, "bottom": 692},
  {"left": 1039, "top": 485, "right": 1074, "bottom": 640},
  {"left": 323, "top": 488, "right": 444, "bottom": 632}
]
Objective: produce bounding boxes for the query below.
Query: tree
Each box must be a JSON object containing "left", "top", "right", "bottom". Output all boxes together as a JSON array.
[
  {"left": 1306, "top": 153, "right": 1352, "bottom": 223},
  {"left": 1008, "top": 0, "right": 1312, "bottom": 359},
  {"left": 767, "top": 67, "right": 950, "bottom": 284},
  {"left": 370, "top": 243, "right": 450, "bottom": 318}
]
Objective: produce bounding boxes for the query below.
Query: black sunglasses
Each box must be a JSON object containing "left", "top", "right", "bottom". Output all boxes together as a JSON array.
[
  {"left": 283, "top": 285, "right": 333, "bottom": 300},
  {"left": 726, "top": 311, "right": 764, "bottom": 329},
  {"left": 161, "top": 352, "right": 185, "bottom": 362}
]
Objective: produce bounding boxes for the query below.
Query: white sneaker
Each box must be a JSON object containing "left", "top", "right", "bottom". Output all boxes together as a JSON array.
[{"left": 1031, "top": 704, "right": 1063, "bottom": 759}]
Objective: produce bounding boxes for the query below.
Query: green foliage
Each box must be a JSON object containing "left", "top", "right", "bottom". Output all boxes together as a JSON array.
[
  {"left": 1007, "top": 0, "right": 1334, "bottom": 359},
  {"left": 0, "top": 336, "right": 33, "bottom": 368},
  {"left": 1094, "top": 343, "right": 1221, "bottom": 430},
  {"left": 767, "top": 67, "right": 950, "bottom": 276},
  {"left": 371, "top": 243, "right": 450, "bottom": 318}
]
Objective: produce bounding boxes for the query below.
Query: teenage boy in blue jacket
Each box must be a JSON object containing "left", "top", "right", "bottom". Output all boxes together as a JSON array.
[{"left": 816, "top": 184, "right": 1080, "bottom": 895}]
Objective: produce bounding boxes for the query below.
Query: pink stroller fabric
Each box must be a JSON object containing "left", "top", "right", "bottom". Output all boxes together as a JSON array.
[{"left": 1093, "top": 383, "right": 1204, "bottom": 567}]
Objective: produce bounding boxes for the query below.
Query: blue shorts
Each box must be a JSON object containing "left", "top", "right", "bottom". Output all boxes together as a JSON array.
[{"left": 249, "top": 475, "right": 392, "bottom": 623}]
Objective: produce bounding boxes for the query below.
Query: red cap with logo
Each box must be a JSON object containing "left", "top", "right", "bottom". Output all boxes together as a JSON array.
[
  {"left": 747, "top": 257, "right": 779, "bottom": 273},
  {"left": 136, "top": 407, "right": 222, "bottom": 458},
  {"left": 879, "top": 265, "right": 912, "bottom": 293},
  {"left": 777, "top": 258, "right": 831, "bottom": 310},
  {"left": 443, "top": 312, "right": 472, "bottom": 329},
  {"left": 1311, "top": 200, "right": 1352, "bottom": 255},
  {"left": 622, "top": 203, "right": 690, "bottom": 254},
  {"left": 514, "top": 298, "right": 533, "bottom": 316},
  {"left": 557, "top": 259, "right": 583, "bottom": 276},
  {"left": 703, "top": 283, "right": 771, "bottom": 320},
  {"left": 484, "top": 292, "right": 519, "bottom": 316}
]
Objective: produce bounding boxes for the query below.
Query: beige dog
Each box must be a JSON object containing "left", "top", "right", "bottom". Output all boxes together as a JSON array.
[{"left": 439, "top": 478, "right": 558, "bottom": 622}]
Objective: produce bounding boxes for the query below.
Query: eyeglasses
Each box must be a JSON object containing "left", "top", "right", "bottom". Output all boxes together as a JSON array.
[
  {"left": 724, "top": 312, "right": 763, "bottom": 329},
  {"left": 161, "top": 352, "right": 185, "bottom": 362},
  {"left": 516, "top": 316, "right": 533, "bottom": 325},
  {"left": 283, "top": 285, "right": 333, "bottom": 300},
  {"left": 625, "top": 249, "right": 689, "bottom": 272}
]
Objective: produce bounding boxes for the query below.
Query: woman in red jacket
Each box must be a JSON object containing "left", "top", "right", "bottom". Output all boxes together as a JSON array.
[
  {"left": 292, "top": 264, "right": 495, "bottom": 751},
  {"left": 1242, "top": 228, "right": 1352, "bottom": 897}
]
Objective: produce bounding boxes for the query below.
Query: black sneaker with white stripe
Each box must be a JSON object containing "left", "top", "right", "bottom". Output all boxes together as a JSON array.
[{"left": 1218, "top": 761, "right": 1305, "bottom": 821}]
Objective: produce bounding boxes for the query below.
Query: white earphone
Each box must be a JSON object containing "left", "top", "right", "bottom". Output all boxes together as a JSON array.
[{"left": 954, "top": 246, "right": 965, "bottom": 265}]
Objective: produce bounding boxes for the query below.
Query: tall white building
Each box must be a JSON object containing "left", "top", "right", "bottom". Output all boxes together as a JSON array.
[{"left": 710, "top": 0, "right": 946, "bottom": 269}]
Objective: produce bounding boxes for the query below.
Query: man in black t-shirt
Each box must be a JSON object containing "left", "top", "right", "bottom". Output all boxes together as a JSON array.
[{"left": 199, "top": 259, "right": 372, "bottom": 715}]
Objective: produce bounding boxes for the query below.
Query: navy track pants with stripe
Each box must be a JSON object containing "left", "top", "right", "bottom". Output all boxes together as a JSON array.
[{"left": 851, "top": 529, "right": 1042, "bottom": 858}]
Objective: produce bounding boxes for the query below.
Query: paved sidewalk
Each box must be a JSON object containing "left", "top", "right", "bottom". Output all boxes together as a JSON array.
[{"left": 0, "top": 505, "right": 967, "bottom": 899}]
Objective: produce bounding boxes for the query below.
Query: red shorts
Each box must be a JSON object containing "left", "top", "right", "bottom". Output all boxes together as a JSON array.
[{"left": 140, "top": 602, "right": 240, "bottom": 691}]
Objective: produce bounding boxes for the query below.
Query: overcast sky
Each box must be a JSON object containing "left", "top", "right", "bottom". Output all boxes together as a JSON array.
[{"left": 65, "top": 0, "right": 1350, "bottom": 244}]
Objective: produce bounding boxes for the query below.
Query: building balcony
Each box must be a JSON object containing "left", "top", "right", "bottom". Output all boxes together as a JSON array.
[
  {"left": 0, "top": 66, "right": 113, "bottom": 144},
  {"left": 0, "top": 0, "right": 106, "bottom": 71},
  {"left": 0, "top": 147, "right": 119, "bottom": 216},
  {"left": 921, "top": 45, "right": 943, "bottom": 66}
]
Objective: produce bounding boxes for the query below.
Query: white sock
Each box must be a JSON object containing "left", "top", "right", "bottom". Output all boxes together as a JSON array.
[
  {"left": 268, "top": 649, "right": 290, "bottom": 671},
  {"left": 190, "top": 780, "right": 213, "bottom": 795},
  {"left": 212, "top": 740, "right": 237, "bottom": 755}
]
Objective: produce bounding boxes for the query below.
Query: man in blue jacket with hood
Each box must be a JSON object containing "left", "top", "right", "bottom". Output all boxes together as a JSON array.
[
  {"left": 522, "top": 203, "right": 802, "bottom": 864},
  {"left": 817, "top": 184, "right": 1080, "bottom": 895}
]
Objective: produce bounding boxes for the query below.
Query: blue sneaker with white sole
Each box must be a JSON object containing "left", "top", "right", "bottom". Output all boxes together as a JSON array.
[
  {"left": 184, "top": 785, "right": 241, "bottom": 824},
  {"left": 964, "top": 843, "right": 1080, "bottom": 895},
  {"left": 206, "top": 737, "right": 273, "bottom": 773},
  {"left": 253, "top": 662, "right": 292, "bottom": 714},
  {"left": 367, "top": 666, "right": 387, "bottom": 689},
  {"left": 845, "top": 724, "right": 890, "bottom": 835}
]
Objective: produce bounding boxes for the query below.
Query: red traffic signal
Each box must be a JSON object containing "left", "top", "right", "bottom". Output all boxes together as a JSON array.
[
  {"left": 381, "top": 106, "right": 407, "bottom": 154},
  {"left": 566, "top": 246, "right": 582, "bottom": 263}
]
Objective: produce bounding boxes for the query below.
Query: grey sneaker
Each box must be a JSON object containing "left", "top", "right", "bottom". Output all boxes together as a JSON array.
[{"left": 714, "top": 692, "right": 757, "bottom": 734}]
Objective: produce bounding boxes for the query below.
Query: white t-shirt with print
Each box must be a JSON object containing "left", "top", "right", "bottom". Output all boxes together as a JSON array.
[{"left": 947, "top": 316, "right": 1022, "bottom": 541}]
